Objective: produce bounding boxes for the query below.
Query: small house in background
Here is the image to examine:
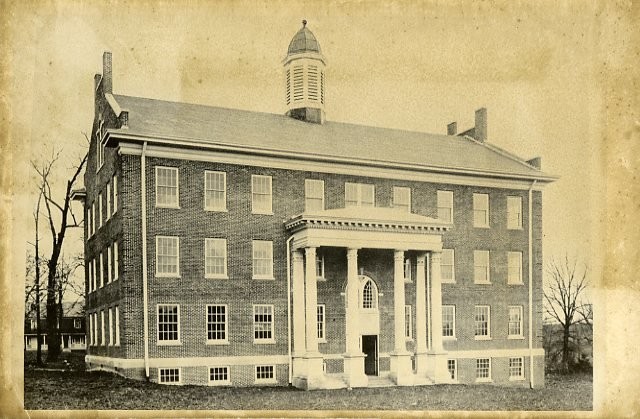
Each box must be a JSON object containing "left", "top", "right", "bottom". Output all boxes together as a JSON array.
[{"left": 24, "top": 315, "right": 86, "bottom": 352}]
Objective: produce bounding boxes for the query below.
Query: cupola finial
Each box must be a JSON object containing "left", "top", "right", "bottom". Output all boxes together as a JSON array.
[{"left": 302, "top": 19, "right": 307, "bottom": 27}]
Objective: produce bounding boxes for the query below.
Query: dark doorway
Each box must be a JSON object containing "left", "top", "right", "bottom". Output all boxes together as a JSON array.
[{"left": 362, "top": 335, "right": 378, "bottom": 376}]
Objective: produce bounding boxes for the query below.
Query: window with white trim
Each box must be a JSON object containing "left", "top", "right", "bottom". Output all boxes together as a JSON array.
[
  {"left": 205, "top": 171, "right": 227, "bottom": 211},
  {"left": 209, "top": 366, "right": 230, "bottom": 385},
  {"left": 99, "top": 252, "right": 104, "bottom": 288},
  {"left": 441, "top": 249, "right": 455, "bottom": 283},
  {"left": 112, "top": 174, "right": 118, "bottom": 214},
  {"left": 206, "top": 304, "right": 228, "bottom": 343},
  {"left": 404, "top": 258, "right": 412, "bottom": 282},
  {"left": 317, "top": 304, "right": 326, "bottom": 341},
  {"left": 155, "top": 167, "right": 179, "bottom": 208},
  {"left": 251, "top": 175, "right": 272, "bottom": 214},
  {"left": 509, "top": 357, "right": 524, "bottom": 380},
  {"left": 100, "top": 310, "right": 105, "bottom": 346},
  {"left": 507, "top": 196, "right": 523, "bottom": 229},
  {"left": 96, "top": 118, "right": 105, "bottom": 171},
  {"left": 91, "top": 203, "right": 96, "bottom": 236},
  {"left": 253, "top": 304, "right": 274, "bottom": 342},
  {"left": 507, "top": 251, "right": 523, "bottom": 284},
  {"left": 106, "top": 180, "right": 111, "bottom": 220},
  {"left": 305, "top": 179, "right": 324, "bottom": 212},
  {"left": 156, "top": 236, "right": 179, "bottom": 277},
  {"left": 74, "top": 318, "right": 81, "bottom": 329},
  {"left": 442, "top": 305, "right": 456, "bottom": 338},
  {"left": 98, "top": 192, "right": 103, "bottom": 228},
  {"left": 474, "top": 305, "right": 491, "bottom": 339},
  {"left": 88, "top": 315, "right": 93, "bottom": 346},
  {"left": 315, "top": 253, "right": 325, "bottom": 279},
  {"left": 405, "top": 305, "right": 412, "bottom": 339},
  {"left": 107, "top": 246, "right": 112, "bottom": 284},
  {"left": 157, "top": 304, "right": 180, "bottom": 343},
  {"left": 476, "top": 358, "right": 491, "bottom": 382},
  {"left": 92, "top": 259, "right": 97, "bottom": 290},
  {"left": 87, "top": 208, "right": 92, "bottom": 238},
  {"left": 361, "top": 278, "right": 378, "bottom": 310},
  {"left": 205, "top": 238, "right": 227, "bottom": 278},
  {"left": 393, "top": 186, "right": 411, "bottom": 212},
  {"left": 88, "top": 259, "right": 94, "bottom": 293},
  {"left": 508, "top": 306, "right": 524, "bottom": 338},
  {"left": 158, "top": 368, "right": 181, "bottom": 384},
  {"left": 473, "top": 193, "right": 489, "bottom": 227},
  {"left": 114, "top": 305, "right": 120, "bottom": 346},
  {"left": 437, "top": 190, "right": 454, "bottom": 222},
  {"left": 252, "top": 240, "right": 273, "bottom": 279},
  {"left": 108, "top": 307, "right": 113, "bottom": 346},
  {"left": 474, "top": 250, "right": 490, "bottom": 284},
  {"left": 255, "top": 365, "right": 275, "bottom": 383},
  {"left": 113, "top": 242, "right": 119, "bottom": 281},
  {"left": 93, "top": 313, "right": 98, "bottom": 346},
  {"left": 447, "top": 359, "right": 457, "bottom": 381},
  {"left": 345, "top": 182, "right": 374, "bottom": 207}
]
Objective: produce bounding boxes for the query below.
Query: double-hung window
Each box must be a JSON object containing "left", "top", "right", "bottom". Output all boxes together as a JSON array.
[
  {"left": 509, "top": 357, "right": 524, "bottom": 380},
  {"left": 107, "top": 246, "right": 112, "bottom": 283},
  {"left": 253, "top": 304, "right": 274, "bottom": 343},
  {"left": 305, "top": 179, "right": 324, "bottom": 212},
  {"left": 106, "top": 181, "right": 111, "bottom": 220},
  {"left": 252, "top": 240, "right": 273, "bottom": 279},
  {"left": 206, "top": 304, "right": 228, "bottom": 344},
  {"left": 99, "top": 252, "right": 104, "bottom": 288},
  {"left": 473, "top": 193, "right": 489, "bottom": 227},
  {"left": 507, "top": 196, "right": 523, "bottom": 229},
  {"left": 88, "top": 260, "right": 94, "bottom": 293},
  {"left": 317, "top": 304, "right": 326, "bottom": 341},
  {"left": 447, "top": 359, "right": 457, "bottom": 381},
  {"left": 251, "top": 175, "right": 272, "bottom": 214},
  {"left": 157, "top": 304, "right": 180, "bottom": 344},
  {"left": 205, "top": 238, "right": 227, "bottom": 279},
  {"left": 474, "top": 305, "right": 491, "bottom": 339},
  {"left": 114, "top": 306, "right": 120, "bottom": 346},
  {"left": 437, "top": 190, "right": 454, "bottom": 222},
  {"left": 508, "top": 306, "right": 523, "bottom": 338},
  {"left": 100, "top": 310, "right": 105, "bottom": 346},
  {"left": 113, "top": 242, "right": 119, "bottom": 281},
  {"left": 156, "top": 167, "right": 179, "bottom": 208},
  {"left": 315, "top": 253, "right": 325, "bottom": 280},
  {"left": 507, "top": 251, "right": 523, "bottom": 284},
  {"left": 393, "top": 186, "right": 411, "bottom": 212},
  {"left": 474, "top": 250, "right": 490, "bottom": 284},
  {"left": 476, "top": 358, "right": 492, "bottom": 382},
  {"left": 98, "top": 192, "right": 103, "bottom": 228},
  {"left": 345, "top": 182, "right": 374, "bottom": 207},
  {"left": 112, "top": 174, "right": 118, "bottom": 214},
  {"left": 442, "top": 305, "right": 456, "bottom": 338},
  {"left": 156, "top": 236, "right": 179, "bottom": 277},
  {"left": 205, "top": 171, "right": 226, "bottom": 211},
  {"left": 404, "top": 258, "right": 412, "bottom": 283},
  {"left": 108, "top": 307, "right": 113, "bottom": 346},
  {"left": 441, "top": 249, "right": 455, "bottom": 283}
]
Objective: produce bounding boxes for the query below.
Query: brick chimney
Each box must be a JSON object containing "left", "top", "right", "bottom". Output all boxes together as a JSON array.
[
  {"left": 474, "top": 107, "right": 487, "bottom": 142},
  {"left": 102, "top": 51, "right": 112, "bottom": 94},
  {"left": 447, "top": 122, "right": 457, "bottom": 135}
]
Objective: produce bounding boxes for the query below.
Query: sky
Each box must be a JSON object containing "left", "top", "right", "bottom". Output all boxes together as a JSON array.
[{"left": 8, "top": 1, "right": 606, "bottom": 291}]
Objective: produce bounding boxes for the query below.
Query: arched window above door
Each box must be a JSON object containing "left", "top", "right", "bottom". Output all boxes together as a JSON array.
[{"left": 360, "top": 276, "right": 378, "bottom": 310}]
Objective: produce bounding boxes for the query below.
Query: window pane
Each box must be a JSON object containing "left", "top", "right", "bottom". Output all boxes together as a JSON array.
[
  {"left": 252, "top": 241, "right": 273, "bottom": 277},
  {"left": 252, "top": 176, "right": 272, "bottom": 213},
  {"left": 253, "top": 305, "right": 273, "bottom": 340},
  {"left": 345, "top": 183, "right": 358, "bottom": 207},
  {"left": 156, "top": 168, "right": 178, "bottom": 206},
  {"left": 207, "top": 305, "right": 227, "bottom": 341},
  {"left": 437, "top": 191, "right": 453, "bottom": 222},
  {"left": 205, "top": 171, "right": 226, "bottom": 210},
  {"left": 157, "top": 305, "right": 179, "bottom": 341},
  {"left": 205, "top": 239, "right": 227, "bottom": 277},
  {"left": 157, "top": 237, "right": 179, "bottom": 275},
  {"left": 474, "top": 306, "right": 489, "bottom": 336}
]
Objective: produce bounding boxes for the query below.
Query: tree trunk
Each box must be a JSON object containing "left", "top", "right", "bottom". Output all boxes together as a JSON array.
[
  {"left": 46, "top": 252, "right": 62, "bottom": 361},
  {"left": 562, "top": 324, "right": 570, "bottom": 373}
]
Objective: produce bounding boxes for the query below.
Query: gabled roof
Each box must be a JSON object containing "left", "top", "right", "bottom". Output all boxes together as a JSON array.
[{"left": 108, "top": 94, "right": 556, "bottom": 182}]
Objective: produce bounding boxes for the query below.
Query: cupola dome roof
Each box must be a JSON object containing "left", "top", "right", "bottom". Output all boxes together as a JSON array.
[{"left": 287, "top": 20, "right": 321, "bottom": 55}]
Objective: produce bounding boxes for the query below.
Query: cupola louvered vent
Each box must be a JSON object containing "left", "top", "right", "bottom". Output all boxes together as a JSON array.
[
  {"left": 292, "top": 65, "right": 304, "bottom": 102},
  {"left": 286, "top": 69, "right": 291, "bottom": 105},
  {"left": 308, "top": 65, "right": 319, "bottom": 101}
]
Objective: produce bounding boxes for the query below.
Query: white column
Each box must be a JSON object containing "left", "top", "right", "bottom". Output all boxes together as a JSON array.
[
  {"left": 415, "top": 253, "right": 428, "bottom": 376},
  {"left": 390, "top": 249, "right": 413, "bottom": 385},
  {"left": 304, "top": 247, "right": 319, "bottom": 354},
  {"left": 426, "top": 250, "right": 449, "bottom": 383},
  {"left": 292, "top": 250, "right": 306, "bottom": 356},
  {"left": 343, "top": 247, "right": 367, "bottom": 388}
]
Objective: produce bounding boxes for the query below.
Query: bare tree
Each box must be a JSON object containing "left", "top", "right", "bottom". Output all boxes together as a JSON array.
[
  {"left": 543, "top": 255, "right": 591, "bottom": 373},
  {"left": 31, "top": 146, "right": 87, "bottom": 361}
]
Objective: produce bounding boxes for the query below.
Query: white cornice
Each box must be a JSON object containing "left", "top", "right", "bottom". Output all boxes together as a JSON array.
[{"left": 115, "top": 138, "right": 552, "bottom": 191}]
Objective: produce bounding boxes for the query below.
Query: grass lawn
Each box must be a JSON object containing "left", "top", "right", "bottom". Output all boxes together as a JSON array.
[{"left": 24, "top": 353, "right": 592, "bottom": 411}]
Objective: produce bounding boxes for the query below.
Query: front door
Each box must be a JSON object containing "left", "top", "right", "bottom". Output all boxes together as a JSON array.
[{"left": 362, "top": 335, "right": 378, "bottom": 376}]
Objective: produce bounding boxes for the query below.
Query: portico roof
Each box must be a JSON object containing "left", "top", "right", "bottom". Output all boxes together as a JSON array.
[{"left": 285, "top": 207, "right": 451, "bottom": 234}]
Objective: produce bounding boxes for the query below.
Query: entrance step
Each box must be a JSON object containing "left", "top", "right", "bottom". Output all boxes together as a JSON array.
[
  {"left": 366, "top": 372, "right": 395, "bottom": 388},
  {"left": 323, "top": 373, "right": 348, "bottom": 389}
]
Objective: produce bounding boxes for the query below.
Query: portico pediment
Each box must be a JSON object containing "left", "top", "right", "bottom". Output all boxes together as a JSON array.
[{"left": 285, "top": 207, "right": 451, "bottom": 251}]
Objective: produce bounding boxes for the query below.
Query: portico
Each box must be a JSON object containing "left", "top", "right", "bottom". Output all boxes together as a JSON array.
[{"left": 285, "top": 207, "right": 451, "bottom": 389}]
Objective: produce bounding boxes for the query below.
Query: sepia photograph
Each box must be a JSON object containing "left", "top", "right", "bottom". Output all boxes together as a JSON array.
[{"left": 2, "top": 0, "right": 638, "bottom": 416}]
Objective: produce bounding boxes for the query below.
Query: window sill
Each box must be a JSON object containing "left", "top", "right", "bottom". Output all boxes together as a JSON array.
[
  {"left": 474, "top": 225, "right": 490, "bottom": 229},
  {"left": 156, "top": 275, "right": 181, "bottom": 279},
  {"left": 318, "top": 339, "right": 327, "bottom": 344},
  {"left": 441, "top": 280, "right": 456, "bottom": 285},
  {"left": 474, "top": 336, "right": 492, "bottom": 341},
  {"left": 255, "top": 379, "right": 277, "bottom": 384},
  {"left": 253, "top": 276, "right": 275, "bottom": 281},
  {"left": 206, "top": 275, "right": 229, "bottom": 280},
  {"left": 508, "top": 336, "right": 525, "bottom": 340},
  {"left": 254, "top": 339, "right": 276, "bottom": 345},
  {"left": 206, "top": 340, "right": 230, "bottom": 346},
  {"left": 157, "top": 341, "right": 182, "bottom": 346},
  {"left": 475, "top": 378, "right": 493, "bottom": 383},
  {"left": 443, "top": 336, "right": 457, "bottom": 341},
  {"left": 405, "top": 337, "right": 413, "bottom": 342},
  {"left": 317, "top": 277, "right": 327, "bottom": 282},
  {"left": 404, "top": 279, "right": 412, "bottom": 284},
  {"left": 509, "top": 376, "right": 525, "bottom": 381},
  {"left": 205, "top": 207, "right": 228, "bottom": 213},
  {"left": 208, "top": 380, "right": 232, "bottom": 386},
  {"left": 474, "top": 281, "right": 492, "bottom": 285},
  {"left": 156, "top": 204, "right": 181, "bottom": 209},
  {"left": 252, "top": 211, "right": 274, "bottom": 216},
  {"left": 508, "top": 282, "right": 524, "bottom": 286}
]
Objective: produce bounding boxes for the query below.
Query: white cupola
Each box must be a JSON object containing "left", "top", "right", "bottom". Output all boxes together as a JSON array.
[{"left": 284, "top": 20, "right": 326, "bottom": 124}]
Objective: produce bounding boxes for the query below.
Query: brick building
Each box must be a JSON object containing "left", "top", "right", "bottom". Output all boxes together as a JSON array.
[{"left": 82, "top": 22, "right": 555, "bottom": 389}]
